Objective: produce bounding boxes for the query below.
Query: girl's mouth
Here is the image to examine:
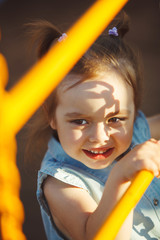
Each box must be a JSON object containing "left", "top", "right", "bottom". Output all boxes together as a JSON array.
[{"left": 83, "top": 148, "right": 114, "bottom": 160}]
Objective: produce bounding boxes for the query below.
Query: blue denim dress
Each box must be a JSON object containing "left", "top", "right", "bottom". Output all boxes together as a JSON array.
[{"left": 37, "top": 111, "right": 160, "bottom": 240}]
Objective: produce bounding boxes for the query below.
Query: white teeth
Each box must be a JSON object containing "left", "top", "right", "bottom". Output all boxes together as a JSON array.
[{"left": 90, "top": 150, "right": 106, "bottom": 154}]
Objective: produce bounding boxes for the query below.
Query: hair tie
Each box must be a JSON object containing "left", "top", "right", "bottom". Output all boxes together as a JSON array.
[
  {"left": 58, "top": 33, "right": 67, "bottom": 42},
  {"left": 108, "top": 27, "right": 118, "bottom": 37}
]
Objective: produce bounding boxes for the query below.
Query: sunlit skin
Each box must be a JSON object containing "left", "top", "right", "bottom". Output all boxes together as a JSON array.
[{"left": 50, "top": 71, "right": 135, "bottom": 169}]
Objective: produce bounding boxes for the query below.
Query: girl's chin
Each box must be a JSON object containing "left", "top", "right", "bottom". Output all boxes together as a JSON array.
[{"left": 85, "top": 160, "right": 112, "bottom": 170}]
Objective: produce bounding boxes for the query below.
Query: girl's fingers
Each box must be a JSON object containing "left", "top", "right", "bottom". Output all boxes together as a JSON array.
[{"left": 132, "top": 140, "right": 160, "bottom": 177}]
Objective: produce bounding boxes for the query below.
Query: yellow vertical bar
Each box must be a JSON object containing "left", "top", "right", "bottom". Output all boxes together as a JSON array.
[
  {"left": 0, "top": 136, "right": 26, "bottom": 240},
  {"left": 2, "top": 0, "right": 128, "bottom": 135},
  {"left": 0, "top": 54, "right": 26, "bottom": 240},
  {"left": 94, "top": 170, "right": 154, "bottom": 240}
]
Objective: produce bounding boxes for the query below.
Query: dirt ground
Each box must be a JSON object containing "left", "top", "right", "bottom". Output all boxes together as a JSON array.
[{"left": 0, "top": 0, "right": 160, "bottom": 239}]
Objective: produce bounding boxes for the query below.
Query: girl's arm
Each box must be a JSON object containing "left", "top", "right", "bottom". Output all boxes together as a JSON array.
[
  {"left": 44, "top": 139, "right": 160, "bottom": 240},
  {"left": 44, "top": 174, "right": 132, "bottom": 240},
  {"left": 147, "top": 114, "right": 160, "bottom": 139}
]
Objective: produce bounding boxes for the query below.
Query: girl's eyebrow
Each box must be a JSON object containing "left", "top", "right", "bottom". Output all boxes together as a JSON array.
[
  {"left": 65, "top": 109, "right": 131, "bottom": 118},
  {"left": 105, "top": 109, "right": 131, "bottom": 118},
  {"left": 64, "top": 112, "right": 86, "bottom": 118}
]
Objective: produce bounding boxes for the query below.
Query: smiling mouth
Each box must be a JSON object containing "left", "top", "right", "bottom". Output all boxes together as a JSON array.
[{"left": 83, "top": 148, "right": 114, "bottom": 160}]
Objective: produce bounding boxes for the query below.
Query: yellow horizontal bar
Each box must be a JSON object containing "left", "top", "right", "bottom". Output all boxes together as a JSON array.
[
  {"left": 2, "top": 0, "right": 128, "bottom": 135},
  {"left": 94, "top": 170, "right": 154, "bottom": 240}
]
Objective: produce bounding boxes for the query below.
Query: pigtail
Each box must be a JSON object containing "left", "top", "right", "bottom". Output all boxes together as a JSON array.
[
  {"left": 107, "top": 11, "right": 130, "bottom": 39},
  {"left": 24, "top": 20, "right": 61, "bottom": 170},
  {"left": 115, "top": 12, "right": 130, "bottom": 38},
  {"left": 25, "top": 19, "right": 62, "bottom": 58}
]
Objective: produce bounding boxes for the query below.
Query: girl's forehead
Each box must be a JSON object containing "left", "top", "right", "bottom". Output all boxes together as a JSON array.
[
  {"left": 57, "top": 72, "right": 134, "bottom": 113},
  {"left": 58, "top": 71, "right": 132, "bottom": 96}
]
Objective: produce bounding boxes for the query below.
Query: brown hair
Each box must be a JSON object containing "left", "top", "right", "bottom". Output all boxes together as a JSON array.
[{"left": 25, "top": 13, "right": 143, "bottom": 165}]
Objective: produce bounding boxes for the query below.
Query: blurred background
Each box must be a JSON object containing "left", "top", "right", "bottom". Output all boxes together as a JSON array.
[{"left": 0, "top": 0, "right": 159, "bottom": 239}]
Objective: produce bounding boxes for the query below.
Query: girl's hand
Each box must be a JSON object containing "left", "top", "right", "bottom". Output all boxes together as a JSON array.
[{"left": 112, "top": 139, "right": 160, "bottom": 183}]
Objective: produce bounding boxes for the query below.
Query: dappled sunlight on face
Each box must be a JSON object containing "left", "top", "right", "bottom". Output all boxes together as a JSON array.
[{"left": 52, "top": 71, "right": 135, "bottom": 169}]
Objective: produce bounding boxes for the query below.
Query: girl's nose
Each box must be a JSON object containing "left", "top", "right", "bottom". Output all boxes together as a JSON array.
[{"left": 89, "top": 122, "right": 110, "bottom": 143}]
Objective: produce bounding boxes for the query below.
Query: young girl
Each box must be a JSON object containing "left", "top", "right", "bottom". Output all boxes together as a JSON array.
[{"left": 27, "top": 16, "right": 160, "bottom": 240}]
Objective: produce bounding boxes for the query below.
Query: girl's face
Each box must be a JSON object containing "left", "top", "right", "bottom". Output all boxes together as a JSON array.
[{"left": 51, "top": 71, "right": 135, "bottom": 169}]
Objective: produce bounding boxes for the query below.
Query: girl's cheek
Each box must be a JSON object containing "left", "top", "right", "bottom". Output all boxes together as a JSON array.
[
  {"left": 72, "top": 130, "right": 84, "bottom": 142},
  {"left": 66, "top": 129, "right": 84, "bottom": 142},
  {"left": 113, "top": 127, "right": 133, "bottom": 146}
]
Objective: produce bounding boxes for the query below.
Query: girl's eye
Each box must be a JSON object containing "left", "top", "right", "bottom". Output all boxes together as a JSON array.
[
  {"left": 71, "top": 119, "right": 88, "bottom": 125},
  {"left": 108, "top": 117, "right": 125, "bottom": 123}
]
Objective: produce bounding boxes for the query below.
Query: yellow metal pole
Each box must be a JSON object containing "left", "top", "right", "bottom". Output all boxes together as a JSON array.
[
  {"left": 94, "top": 170, "right": 154, "bottom": 240},
  {"left": 0, "top": 54, "right": 26, "bottom": 240},
  {"left": 0, "top": 136, "right": 26, "bottom": 240},
  {"left": 2, "top": 0, "right": 128, "bottom": 135}
]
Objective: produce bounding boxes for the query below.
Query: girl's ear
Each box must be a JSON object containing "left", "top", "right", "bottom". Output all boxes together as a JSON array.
[{"left": 50, "top": 119, "right": 57, "bottom": 130}]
